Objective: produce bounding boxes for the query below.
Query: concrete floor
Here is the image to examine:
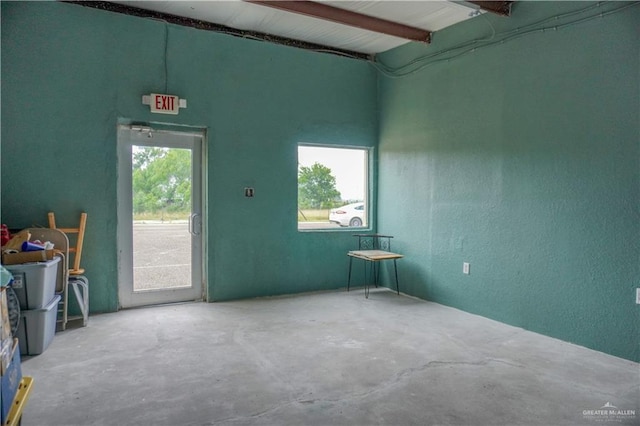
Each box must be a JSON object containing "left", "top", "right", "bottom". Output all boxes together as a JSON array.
[{"left": 22, "top": 289, "right": 638, "bottom": 426}]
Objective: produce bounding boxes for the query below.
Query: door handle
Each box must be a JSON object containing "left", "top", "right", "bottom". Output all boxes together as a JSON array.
[{"left": 189, "top": 213, "right": 201, "bottom": 236}]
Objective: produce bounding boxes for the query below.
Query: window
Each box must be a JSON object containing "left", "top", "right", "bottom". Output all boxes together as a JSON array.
[{"left": 298, "top": 145, "right": 369, "bottom": 231}]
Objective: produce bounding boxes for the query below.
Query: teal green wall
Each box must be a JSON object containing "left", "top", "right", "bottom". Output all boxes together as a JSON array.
[
  {"left": 377, "top": 2, "right": 639, "bottom": 362},
  {"left": 1, "top": 2, "right": 377, "bottom": 311},
  {"left": 3, "top": 1, "right": 638, "bottom": 363}
]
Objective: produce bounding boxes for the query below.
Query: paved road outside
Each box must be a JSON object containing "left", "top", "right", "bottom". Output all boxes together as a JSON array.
[
  {"left": 133, "top": 221, "right": 347, "bottom": 290},
  {"left": 297, "top": 221, "right": 341, "bottom": 230},
  {"left": 133, "top": 222, "right": 191, "bottom": 290}
]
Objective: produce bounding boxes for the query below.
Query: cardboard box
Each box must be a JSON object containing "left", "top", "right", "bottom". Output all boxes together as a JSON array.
[
  {"left": 0, "top": 289, "right": 12, "bottom": 375},
  {"left": 0, "top": 289, "right": 10, "bottom": 340},
  {"left": 0, "top": 339, "right": 22, "bottom": 425},
  {"left": 1, "top": 250, "right": 54, "bottom": 265}
]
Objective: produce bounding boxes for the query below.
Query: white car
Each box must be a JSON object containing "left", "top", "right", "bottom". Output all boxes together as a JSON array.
[{"left": 329, "top": 203, "right": 365, "bottom": 227}]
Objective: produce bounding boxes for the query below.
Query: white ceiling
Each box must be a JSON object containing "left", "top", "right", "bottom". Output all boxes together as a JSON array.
[{"left": 112, "top": 1, "right": 487, "bottom": 54}]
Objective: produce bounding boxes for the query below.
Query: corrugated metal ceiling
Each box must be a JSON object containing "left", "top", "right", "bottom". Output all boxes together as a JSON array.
[{"left": 110, "top": 1, "right": 501, "bottom": 55}]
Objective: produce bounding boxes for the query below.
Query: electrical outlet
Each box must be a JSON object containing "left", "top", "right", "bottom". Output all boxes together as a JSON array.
[
  {"left": 463, "top": 262, "right": 470, "bottom": 275},
  {"left": 636, "top": 288, "right": 640, "bottom": 305}
]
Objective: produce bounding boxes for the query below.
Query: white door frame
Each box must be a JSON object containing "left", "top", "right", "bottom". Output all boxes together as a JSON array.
[{"left": 117, "top": 124, "right": 206, "bottom": 308}]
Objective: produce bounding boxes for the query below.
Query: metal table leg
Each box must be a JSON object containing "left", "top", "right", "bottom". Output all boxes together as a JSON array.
[
  {"left": 364, "top": 260, "right": 369, "bottom": 299},
  {"left": 393, "top": 258, "right": 400, "bottom": 295},
  {"left": 373, "top": 262, "right": 379, "bottom": 288},
  {"left": 347, "top": 256, "right": 353, "bottom": 292}
]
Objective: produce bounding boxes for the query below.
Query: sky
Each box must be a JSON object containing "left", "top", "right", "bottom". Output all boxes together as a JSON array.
[{"left": 297, "top": 146, "right": 366, "bottom": 201}]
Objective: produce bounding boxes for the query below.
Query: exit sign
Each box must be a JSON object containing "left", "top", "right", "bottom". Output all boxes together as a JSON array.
[
  {"left": 142, "top": 93, "right": 187, "bottom": 115},
  {"left": 151, "top": 94, "right": 178, "bottom": 114}
]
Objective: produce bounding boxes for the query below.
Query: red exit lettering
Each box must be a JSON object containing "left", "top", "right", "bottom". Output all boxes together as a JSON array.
[
  {"left": 155, "top": 95, "right": 174, "bottom": 111},
  {"left": 150, "top": 94, "right": 179, "bottom": 115}
]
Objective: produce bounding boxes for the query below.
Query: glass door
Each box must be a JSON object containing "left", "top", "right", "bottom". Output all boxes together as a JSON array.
[{"left": 117, "top": 124, "right": 204, "bottom": 308}]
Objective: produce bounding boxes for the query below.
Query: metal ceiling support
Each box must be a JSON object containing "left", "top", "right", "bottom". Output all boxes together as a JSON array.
[
  {"left": 245, "top": 0, "right": 431, "bottom": 44},
  {"left": 468, "top": 1, "right": 513, "bottom": 17},
  {"left": 65, "top": 1, "right": 370, "bottom": 60}
]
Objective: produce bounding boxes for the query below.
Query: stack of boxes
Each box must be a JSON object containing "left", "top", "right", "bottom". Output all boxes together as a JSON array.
[
  {"left": 5, "top": 257, "right": 61, "bottom": 356},
  {"left": 0, "top": 256, "right": 58, "bottom": 424},
  {"left": 1, "top": 287, "right": 23, "bottom": 424}
]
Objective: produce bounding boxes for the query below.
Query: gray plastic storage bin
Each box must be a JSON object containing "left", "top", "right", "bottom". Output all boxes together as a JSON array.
[
  {"left": 17, "top": 294, "right": 61, "bottom": 355},
  {"left": 6, "top": 257, "right": 60, "bottom": 310}
]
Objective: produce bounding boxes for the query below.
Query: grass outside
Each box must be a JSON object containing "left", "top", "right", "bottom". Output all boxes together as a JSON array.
[
  {"left": 135, "top": 209, "right": 332, "bottom": 222},
  {"left": 134, "top": 211, "right": 190, "bottom": 221},
  {"left": 298, "top": 209, "right": 330, "bottom": 222}
]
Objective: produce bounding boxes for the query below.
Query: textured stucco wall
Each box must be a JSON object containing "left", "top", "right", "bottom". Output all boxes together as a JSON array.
[
  {"left": 1, "top": 2, "right": 378, "bottom": 311},
  {"left": 377, "top": 1, "right": 640, "bottom": 361},
  {"left": 2, "top": 1, "right": 637, "bottom": 363}
]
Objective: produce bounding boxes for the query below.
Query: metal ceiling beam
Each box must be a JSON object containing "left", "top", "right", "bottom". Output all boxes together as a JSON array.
[
  {"left": 245, "top": 0, "right": 431, "bottom": 44},
  {"left": 66, "top": 1, "right": 369, "bottom": 60},
  {"left": 468, "top": 1, "right": 513, "bottom": 17}
]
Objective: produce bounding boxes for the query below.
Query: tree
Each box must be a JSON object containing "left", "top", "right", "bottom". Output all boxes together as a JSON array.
[
  {"left": 298, "top": 162, "right": 341, "bottom": 209},
  {"left": 132, "top": 147, "right": 191, "bottom": 215}
]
